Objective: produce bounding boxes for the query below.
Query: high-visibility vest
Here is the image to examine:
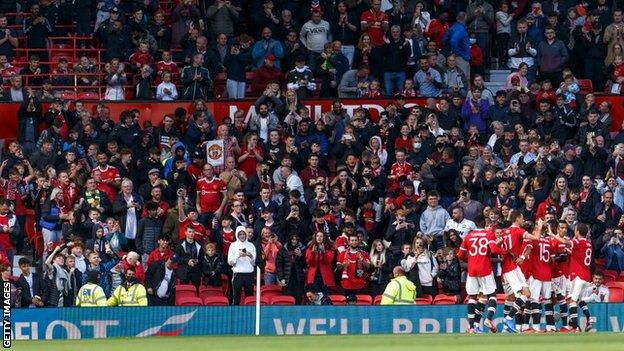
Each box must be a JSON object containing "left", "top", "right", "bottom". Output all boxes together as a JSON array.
[
  {"left": 107, "top": 283, "right": 148, "bottom": 306},
  {"left": 380, "top": 276, "right": 416, "bottom": 305},
  {"left": 75, "top": 283, "right": 107, "bottom": 307}
]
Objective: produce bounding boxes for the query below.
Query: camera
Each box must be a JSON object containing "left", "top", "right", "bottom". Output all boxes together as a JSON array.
[
  {"left": 242, "top": 248, "right": 247, "bottom": 253},
  {"left": 461, "top": 191, "right": 468, "bottom": 197}
]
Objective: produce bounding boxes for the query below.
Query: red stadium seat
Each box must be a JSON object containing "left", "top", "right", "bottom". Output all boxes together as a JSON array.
[
  {"left": 203, "top": 296, "right": 230, "bottom": 306},
  {"left": 175, "top": 284, "right": 197, "bottom": 299},
  {"left": 607, "top": 287, "right": 624, "bottom": 302},
  {"left": 243, "top": 296, "right": 269, "bottom": 306},
  {"left": 329, "top": 295, "right": 346, "bottom": 305},
  {"left": 606, "top": 282, "right": 624, "bottom": 289},
  {"left": 604, "top": 270, "right": 619, "bottom": 282},
  {"left": 77, "top": 91, "right": 101, "bottom": 100},
  {"left": 198, "top": 286, "right": 224, "bottom": 299},
  {"left": 261, "top": 285, "right": 283, "bottom": 298},
  {"left": 176, "top": 296, "right": 203, "bottom": 306},
  {"left": 373, "top": 295, "right": 382, "bottom": 305},
  {"left": 355, "top": 295, "right": 373, "bottom": 305},
  {"left": 270, "top": 295, "right": 296, "bottom": 305},
  {"left": 415, "top": 297, "right": 431, "bottom": 305},
  {"left": 577, "top": 79, "right": 593, "bottom": 94},
  {"left": 433, "top": 294, "right": 458, "bottom": 305}
]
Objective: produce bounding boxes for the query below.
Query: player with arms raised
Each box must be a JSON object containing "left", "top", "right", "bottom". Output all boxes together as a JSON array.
[
  {"left": 457, "top": 216, "right": 502, "bottom": 333},
  {"left": 499, "top": 211, "right": 540, "bottom": 333},
  {"left": 551, "top": 222, "right": 593, "bottom": 332}
]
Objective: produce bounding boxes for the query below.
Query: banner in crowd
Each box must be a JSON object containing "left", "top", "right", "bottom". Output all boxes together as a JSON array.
[
  {"left": 205, "top": 140, "right": 225, "bottom": 167},
  {"left": 0, "top": 95, "right": 623, "bottom": 143},
  {"left": 9, "top": 304, "right": 624, "bottom": 340}
]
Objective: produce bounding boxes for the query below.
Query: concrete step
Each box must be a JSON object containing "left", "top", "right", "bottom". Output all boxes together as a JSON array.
[{"left": 488, "top": 70, "right": 511, "bottom": 83}]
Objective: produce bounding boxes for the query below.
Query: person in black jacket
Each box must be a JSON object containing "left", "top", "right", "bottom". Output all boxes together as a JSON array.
[
  {"left": 16, "top": 93, "right": 42, "bottom": 156},
  {"left": 200, "top": 242, "right": 224, "bottom": 286},
  {"left": 276, "top": 234, "right": 306, "bottom": 304},
  {"left": 384, "top": 209, "right": 416, "bottom": 266},
  {"left": 136, "top": 202, "right": 163, "bottom": 264},
  {"left": 382, "top": 25, "right": 411, "bottom": 96},
  {"left": 145, "top": 256, "right": 177, "bottom": 306},
  {"left": 175, "top": 226, "right": 203, "bottom": 287},
  {"left": 16, "top": 257, "right": 46, "bottom": 308}
]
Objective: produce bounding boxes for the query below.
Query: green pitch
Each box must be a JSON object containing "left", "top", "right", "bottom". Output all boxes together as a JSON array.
[{"left": 13, "top": 333, "right": 624, "bottom": 351}]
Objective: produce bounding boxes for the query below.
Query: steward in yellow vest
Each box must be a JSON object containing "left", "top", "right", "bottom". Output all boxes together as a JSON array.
[
  {"left": 380, "top": 267, "right": 416, "bottom": 305},
  {"left": 107, "top": 269, "right": 148, "bottom": 306},
  {"left": 76, "top": 271, "right": 107, "bottom": 307}
]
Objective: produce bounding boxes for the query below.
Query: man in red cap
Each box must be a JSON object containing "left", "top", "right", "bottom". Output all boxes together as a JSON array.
[{"left": 251, "top": 53, "right": 284, "bottom": 95}]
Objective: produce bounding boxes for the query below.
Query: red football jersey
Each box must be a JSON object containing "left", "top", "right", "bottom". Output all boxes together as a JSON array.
[
  {"left": 220, "top": 228, "right": 235, "bottom": 255},
  {"left": 500, "top": 226, "right": 531, "bottom": 274},
  {"left": 569, "top": 238, "right": 592, "bottom": 282},
  {"left": 95, "top": 165, "right": 121, "bottom": 185},
  {"left": 458, "top": 229, "right": 500, "bottom": 277},
  {"left": 179, "top": 217, "right": 208, "bottom": 242},
  {"left": 530, "top": 237, "right": 553, "bottom": 281},
  {"left": 360, "top": 10, "right": 389, "bottom": 47},
  {"left": 550, "top": 238, "right": 571, "bottom": 278},
  {"left": 196, "top": 177, "right": 226, "bottom": 213},
  {"left": 337, "top": 249, "right": 370, "bottom": 290}
]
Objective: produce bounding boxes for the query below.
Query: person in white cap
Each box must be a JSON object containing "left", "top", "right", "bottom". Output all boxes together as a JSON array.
[{"left": 228, "top": 226, "right": 257, "bottom": 305}]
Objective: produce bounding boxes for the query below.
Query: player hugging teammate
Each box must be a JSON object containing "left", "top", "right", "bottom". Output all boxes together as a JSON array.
[{"left": 458, "top": 210, "right": 594, "bottom": 333}]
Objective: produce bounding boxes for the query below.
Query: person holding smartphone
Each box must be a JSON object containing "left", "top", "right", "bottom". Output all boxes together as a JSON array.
[{"left": 227, "top": 226, "right": 256, "bottom": 305}]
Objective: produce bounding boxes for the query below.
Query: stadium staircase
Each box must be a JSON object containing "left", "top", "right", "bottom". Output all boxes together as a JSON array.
[{"left": 485, "top": 69, "right": 510, "bottom": 94}]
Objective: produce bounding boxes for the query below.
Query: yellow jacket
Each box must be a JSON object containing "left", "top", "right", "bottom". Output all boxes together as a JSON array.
[
  {"left": 75, "top": 283, "right": 107, "bottom": 307},
  {"left": 107, "top": 283, "right": 148, "bottom": 306},
  {"left": 380, "top": 276, "right": 416, "bottom": 305}
]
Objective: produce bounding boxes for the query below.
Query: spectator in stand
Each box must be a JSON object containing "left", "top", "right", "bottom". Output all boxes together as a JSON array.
[
  {"left": 0, "top": 14, "right": 18, "bottom": 61},
  {"left": 424, "top": 11, "right": 449, "bottom": 49},
  {"left": 382, "top": 25, "right": 411, "bottom": 96},
  {"left": 156, "top": 72, "right": 179, "bottom": 101},
  {"left": 443, "top": 11, "right": 470, "bottom": 78},
  {"left": 461, "top": 87, "right": 490, "bottom": 134},
  {"left": 495, "top": 1, "right": 513, "bottom": 69},
  {"left": 103, "top": 59, "right": 127, "bottom": 101},
  {"left": 360, "top": 0, "right": 389, "bottom": 48},
  {"left": 466, "top": 0, "right": 494, "bottom": 65},
  {"left": 16, "top": 257, "right": 45, "bottom": 308},
  {"left": 537, "top": 26, "right": 569, "bottom": 87},
  {"left": 148, "top": 11, "right": 172, "bottom": 53},
  {"left": 413, "top": 55, "right": 443, "bottom": 97},
  {"left": 508, "top": 20, "right": 538, "bottom": 84},
  {"left": 200, "top": 242, "right": 224, "bottom": 287},
  {"left": 206, "top": 0, "right": 239, "bottom": 38},
  {"left": 331, "top": 1, "right": 359, "bottom": 66},
  {"left": 275, "top": 233, "right": 306, "bottom": 303},
  {"left": 145, "top": 255, "right": 176, "bottom": 306},
  {"left": 181, "top": 53, "right": 212, "bottom": 100},
  {"left": 24, "top": 3, "right": 53, "bottom": 63},
  {"left": 419, "top": 191, "right": 450, "bottom": 250},
  {"left": 300, "top": 10, "right": 331, "bottom": 73},
  {"left": 252, "top": 27, "right": 284, "bottom": 68},
  {"left": 228, "top": 226, "right": 256, "bottom": 305},
  {"left": 251, "top": 54, "right": 284, "bottom": 96}
]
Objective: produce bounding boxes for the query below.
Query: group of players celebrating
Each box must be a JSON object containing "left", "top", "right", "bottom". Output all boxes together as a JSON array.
[{"left": 458, "top": 211, "right": 593, "bottom": 333}]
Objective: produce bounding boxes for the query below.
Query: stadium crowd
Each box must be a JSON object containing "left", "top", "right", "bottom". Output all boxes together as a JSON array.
[{"left": 0, "top": 0, "right": 623, "bottom": 324}]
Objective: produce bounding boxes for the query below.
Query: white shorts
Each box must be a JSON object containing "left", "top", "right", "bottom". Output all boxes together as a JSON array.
[
  {"left": 551, "top": 275, "right": 570, "bottom": 296},
  {"left": 529, "top": 277, "right": 553, "bottom": 301},
  {"left": 502, "top": 267, "right": 528, "bottom": 296},
  {"left": 466, "top": 273, "right": 497, "bottom": 296},
  {"left": 569, "top": 276, "right": 589, "bottom": 302}
]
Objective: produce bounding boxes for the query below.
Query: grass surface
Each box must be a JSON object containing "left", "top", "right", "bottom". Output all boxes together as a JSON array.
[{"left": 13, "top": 333, "right": 624, "bottom": 351}]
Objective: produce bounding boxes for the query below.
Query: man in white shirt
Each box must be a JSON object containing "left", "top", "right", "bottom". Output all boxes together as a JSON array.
[
  {"left": 444, "top": 207, "right": 476, "bottom": 238},
  {"left": 146, "top": 256, "right": 177, "bottom": 306},
  {"left": 280, "top": 165, "right": 305, "bottom": 202},
  {"left": 581, "top": 272, "right": 610, "bottom": 303}
]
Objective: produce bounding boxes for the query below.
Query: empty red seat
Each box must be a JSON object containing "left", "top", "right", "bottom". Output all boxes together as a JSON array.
[
  {"left": 270, "top": 295, "right": 295, "bottom": 305},
  {"left": 77, "top": 91, "right": 100, "bottom": 100},
  {"left": 329, "top": 295, "right": 346, "bottom": 305},
  {"left": 176, "top": 296, "right": 202, "bottom": 306},
  {"left": 433, "top": 294, "right": 457, "bottom": 305},
  {"left": 496, "top": 293, "right": 507, "bottom": 304},
  {"left": 175, "top": 284, "right": 197, "bottom": 299},
  {"left": 198, "top": 286, "right": 223, "bottom": 299},
  {"left": 203, "top": 296, "right": 230, "bottom": 306},
  {"left": 243, "top": 296, "right": 269, "bottom": 306},
  {"left": 261, "top": 285, "right": 283, "bottom": 297},
  {"left": 415, "top": 297, "right": 431, "bottom": 305},
  {"left": 355, "top": 295, "right": 373, "bottom": 305},
  {"left": 607, "top": 286, "right": 624, "bottom": 302},
  {"left": 373, "top": 295, "right": 382, "bottom": 305}
]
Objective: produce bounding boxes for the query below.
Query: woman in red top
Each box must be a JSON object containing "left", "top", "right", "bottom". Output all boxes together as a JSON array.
[
  {"left": 237, "top": 133, "right": 264, "bottom": 178},
  {"left": 305, "top": 231, "right": 336, "bottom": 291}
]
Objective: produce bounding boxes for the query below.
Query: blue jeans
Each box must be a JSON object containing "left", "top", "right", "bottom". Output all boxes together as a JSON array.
[
  {"left": 226, "top": 79, "right": 246, "bottom": 99},
  {"left": 473, "top": 32, "right": 489, "bottom": 62},
  {"left": 384, "top": 71, "right": 406, "bottom": 96},
  {"left": 264, "top": 272, "right": 279, "bottom": 285},
  {"left": 42, "top": 228, "right": 62, "bottom": 245}
]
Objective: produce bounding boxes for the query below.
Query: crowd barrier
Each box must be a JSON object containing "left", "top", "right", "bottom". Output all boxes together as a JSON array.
[
  {"left": 9, "top": 303, "right": 624, "bottom": 339},
  {"left": 1, "top": 94, "right": 623, "bottom": 142}
]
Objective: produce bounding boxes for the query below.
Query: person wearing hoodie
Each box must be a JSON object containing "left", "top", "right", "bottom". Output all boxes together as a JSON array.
[
  {"left": 228, "top": 226, "right": 256, "bottom": 305},
  {"left": 461, "top": 87, "right": 490, "bottom": 134},
  {"left": 162, "top": 142, "right": 188, "bottom": 178},
  {"left": 136, "top": 202, "right": 163, "bottom": 266},
  {"left": 287, "top": 56, "right": 316, "bottom": 99},
  {"left": 419, "top": 191, "right": 451, "bottom": 251}
]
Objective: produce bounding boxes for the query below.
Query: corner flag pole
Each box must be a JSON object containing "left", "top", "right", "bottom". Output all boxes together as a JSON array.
[{"left": 255, "top": 266, "right": 261, "bottom": 335}]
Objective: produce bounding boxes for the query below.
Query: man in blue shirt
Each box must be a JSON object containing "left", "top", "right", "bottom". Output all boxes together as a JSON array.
[
  {"left": 413, "top": 55, "right": 444, "bottom": 97},
  {"left": 444, "top": 12, "right": 471, "bottom": 79}
]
